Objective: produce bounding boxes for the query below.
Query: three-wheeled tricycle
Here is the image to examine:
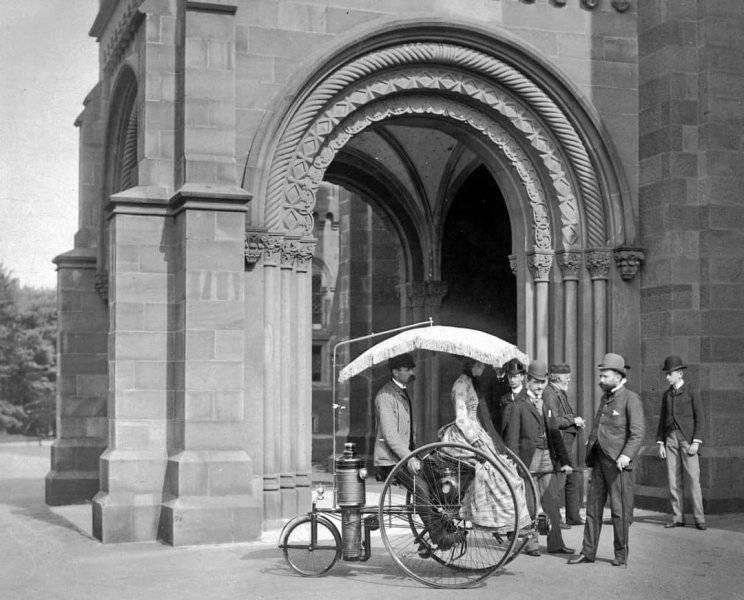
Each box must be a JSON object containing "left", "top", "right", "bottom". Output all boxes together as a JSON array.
[{"left": 279, "top": 322, "right": 539, "bottom": 588}]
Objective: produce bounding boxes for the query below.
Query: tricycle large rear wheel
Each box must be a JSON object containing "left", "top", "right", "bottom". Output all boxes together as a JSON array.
[{"left": 378, "top": 441, "right": 525, "bottom": 588}]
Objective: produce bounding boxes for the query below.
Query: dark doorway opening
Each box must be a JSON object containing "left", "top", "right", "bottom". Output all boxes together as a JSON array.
[{"left": 440, "top": 165, "right": 516, "bottom": 341}]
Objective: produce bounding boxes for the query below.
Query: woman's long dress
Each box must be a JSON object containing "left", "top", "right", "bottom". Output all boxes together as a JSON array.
[{"left": 438, "top": 374, "right": 532, "bottom": 530}]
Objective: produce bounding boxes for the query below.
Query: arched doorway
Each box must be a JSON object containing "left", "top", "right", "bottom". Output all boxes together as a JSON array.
[{"left": 244, "top": 25, "right": 635, "bottom": 526}]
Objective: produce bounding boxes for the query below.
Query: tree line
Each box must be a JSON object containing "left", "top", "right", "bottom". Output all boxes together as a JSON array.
[{"left": 0, "top": 264, "right": 56, "bottom": 436}]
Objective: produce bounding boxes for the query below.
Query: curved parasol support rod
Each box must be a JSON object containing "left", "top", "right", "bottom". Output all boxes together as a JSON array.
[{"left": 330, "top": 317, "right": 434, "bottom": 481}]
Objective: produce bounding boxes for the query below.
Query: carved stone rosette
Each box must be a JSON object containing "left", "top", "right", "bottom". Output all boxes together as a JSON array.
[
  {"left": 611, "top": 0, "right": 631, "bottom": 12},
  {"left": 527, "top": 252, "right": 554, "bottom": 282},
  {"left": 557, "top": 251, "right": 583, "bottom": 282},
  {"left": 586, "top": 249, "right": 613, "bottom": 280},
  {"left": 613, "top": 247, "right": 645, "bottom": 281}
]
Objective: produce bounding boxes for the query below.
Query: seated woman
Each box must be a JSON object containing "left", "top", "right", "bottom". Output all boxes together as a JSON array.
[{"left": 438, "top": 358, "right": 532, "bottom": 532}]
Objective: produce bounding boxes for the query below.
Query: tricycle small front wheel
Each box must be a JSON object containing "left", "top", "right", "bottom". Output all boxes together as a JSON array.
[{"left": 280, "top": 514, "right": 341, "bottom": 576}]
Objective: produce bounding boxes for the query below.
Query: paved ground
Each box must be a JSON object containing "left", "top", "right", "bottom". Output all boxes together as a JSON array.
[{"left": 2, "top": 440, "right": 744, "bottom": 600}]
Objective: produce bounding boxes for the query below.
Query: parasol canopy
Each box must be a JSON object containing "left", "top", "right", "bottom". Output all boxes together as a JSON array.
[{"left": 337, "top": 325, "right": 528, "bottom": 382}]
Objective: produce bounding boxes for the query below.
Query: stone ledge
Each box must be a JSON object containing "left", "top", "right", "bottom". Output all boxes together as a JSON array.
[{"left": 45, "top": 470, "right": 100, "bottom": 506}]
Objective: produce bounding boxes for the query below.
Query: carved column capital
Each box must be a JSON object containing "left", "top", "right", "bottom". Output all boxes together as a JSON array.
[
  {"left": 613, "top": 247, "right": 645, "bottom": 281},
  {"left": 527, "top": 251, "right": 554, "bottom": 282},
  {"left": 398, "top": 281, "right": 428, "bottom": 309},
  {"left": 244, "top": 231, "right": 283, "bottom": 267},
  {"left": 425, "top": 280, "right": 448, "bottom": 310},
  {"left": 295, "top": 240, "right": 316, "bottom": 273},
  {"left": 280, "top": 239, "right": 300, "bottom": 270},
  {"left": 586, "top": 249, "right": 613, "bottom": 280},
  {"left": 557, "top": 251, "right": 583, "bottom": 281}
]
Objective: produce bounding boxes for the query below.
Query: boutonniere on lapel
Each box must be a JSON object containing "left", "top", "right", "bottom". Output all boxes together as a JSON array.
[
  {"left": 548, "top": 409, "right": 552, "bottom": 417},
  {"left": 612, "top": 409, "right": 620, "bottom": 416}
]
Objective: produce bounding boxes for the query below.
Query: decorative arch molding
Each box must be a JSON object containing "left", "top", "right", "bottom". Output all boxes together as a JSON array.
[
  {"left": 259, "top": 41, "right": 607, "bottom": 248},
  {"left": 320, "top": 96, "right": 554, "bottom": 251}
]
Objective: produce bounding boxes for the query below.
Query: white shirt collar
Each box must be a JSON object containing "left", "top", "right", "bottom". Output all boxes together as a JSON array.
[{"left": 392, "top": 378, "right": 407, "bottom": 390}]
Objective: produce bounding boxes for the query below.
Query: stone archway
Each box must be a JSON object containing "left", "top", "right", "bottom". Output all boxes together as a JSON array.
[{"left": 245, "top": 30, "right": 634, "bottom": 525}]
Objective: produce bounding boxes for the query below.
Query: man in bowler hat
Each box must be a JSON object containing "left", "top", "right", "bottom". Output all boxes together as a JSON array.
[
  {"left": 543, "top": 363, "right": 586, "bottom": 526},
  {"left": 494, "top": 358, "right": 527, "bottom": 440},
  {"left": 569, "top": 353, "right": 644, "bottom": 566},
  {"left": 507, "top": 359, "right": 574, "bottom": 556},
  {"left": 656, "top": 355, "right": 706, "bottom": 530}
]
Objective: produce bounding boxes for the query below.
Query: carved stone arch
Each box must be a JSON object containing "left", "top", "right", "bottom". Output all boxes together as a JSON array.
[
  {"left": 97, "top": 64, "right": 139, "bottom": 300},
  {"left": 256, "top": 39, "right": 627, "bottom": 253}
]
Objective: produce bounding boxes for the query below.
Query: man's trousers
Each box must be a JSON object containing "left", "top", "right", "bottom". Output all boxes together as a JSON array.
[
  {"left": 665, "top": 430, "right": 705, "bottom": 525},
  {"left": 581, "top": 448, "right": 634, "bottom": 561},
  {"left": 557, "top": 431, "right": 583, "bottom": 523},
  {"left": 526, "top": 449, "right": 566, "bottom": 553}
]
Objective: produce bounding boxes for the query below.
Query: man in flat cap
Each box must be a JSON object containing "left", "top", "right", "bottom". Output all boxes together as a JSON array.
[
  {"left": 373, "top": 353, "right": 458, "bottom": 551},
  {"left": 494, "top": 358, "right": 527, "bottom": 440},
  {"left": 569, "top": 353, "right": 644, "bottom": 567},
  {"left": 507, "top": 360, "right": 574, "bottom": 556},
  {"left": 656, "top": 355, "right": 706, "bottom": 530},
  {"left": 543, "top": 363, "right": 585, "bottom": 527}
]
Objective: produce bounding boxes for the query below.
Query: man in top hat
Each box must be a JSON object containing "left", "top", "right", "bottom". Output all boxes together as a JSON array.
[
  {"left": 373, "top": 352, "right": 458, "bottom": 551},
  {"left": 494, "top": 358, "right": 527, "bottom": 440},
  {"left": 543, "top": 363, "right": 586, "bottom": 526},
  {"left": 507, "top": 359, "right": 574, "bottom": 556},
  {"left": 569, "top": 353, "right": 645, "bottom": 567},
  {"left": 656, "top": 355, "right": 706, "bottom": 530}
]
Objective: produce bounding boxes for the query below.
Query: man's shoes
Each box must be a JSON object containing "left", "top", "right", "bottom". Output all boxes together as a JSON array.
[
  {"left": 567, "top": 553, "right": 594, "bottom": 564},
  {"left": 548, "top": 546, "right": 575, "bottom": 554},
  {"left": 566, "top": 518, "right": 585, "bottom": 525},
  {"left": 664, "top": 521, "right": 685, "bottom": 528},
  {"left": 525, "top": 549, "right": 540, "bottom": 557},
  {"left": 695, "top": 522, "right": 707, "bottom": 530},
  {"left": 611, "top": 557, "right": 626, "bottom": 567}
]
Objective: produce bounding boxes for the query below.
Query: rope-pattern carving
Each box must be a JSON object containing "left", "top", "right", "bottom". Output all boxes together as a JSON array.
[{"left": 264, "top": 42, "right": 605, "bottom": 246}]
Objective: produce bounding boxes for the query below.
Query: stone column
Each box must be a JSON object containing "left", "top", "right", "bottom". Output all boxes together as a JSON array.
[
  {"left": 294, "top": 240, "right": 315, "bottom": 513},
  {"left": 528, "top": 251, "right": 554, "bottom": 362},
  {"left": 423, "top": 280, "right": 448, "bottom": 443},
  {"left": 259, "top": 233, "right": 284, "bottom": 527},
  {"left": 93, "top": 193, "right": 171, "bottom": 543},
  {"left": 586, "top": 249, "right": 613, "bottom": 413},
  {"left": 46, "top": 249, "right": 108, "bottom": 505},
  {"left": 558, "top": 251, "right": 582, "bottom": 407}
]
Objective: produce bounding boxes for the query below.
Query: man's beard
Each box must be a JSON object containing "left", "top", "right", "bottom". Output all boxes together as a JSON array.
[{"left": 599, "top": 382, "right": 615, "bottom": 392}]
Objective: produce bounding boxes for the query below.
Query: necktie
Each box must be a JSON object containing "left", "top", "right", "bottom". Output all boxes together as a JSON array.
[{"left": 403, "top": 387, "right": 414, "bottom": 451}]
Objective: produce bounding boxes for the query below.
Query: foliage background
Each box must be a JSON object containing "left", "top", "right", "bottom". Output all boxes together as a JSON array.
[{"left": 0, "top": 263, "right": 56, "bottom": 435}]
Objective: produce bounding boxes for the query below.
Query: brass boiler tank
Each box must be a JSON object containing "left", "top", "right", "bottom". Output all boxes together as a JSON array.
[{"left": 335, "top": 442, "right": 367, "bottom": 560}]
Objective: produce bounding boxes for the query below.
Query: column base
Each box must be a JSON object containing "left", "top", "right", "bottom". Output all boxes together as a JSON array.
[
  {"left": 159, "top": 492, "right": 262, "bottom": 546},
  {"left": 45, "top": 470, "right": 100, "bottom": 506},
  {"left": 92, "top": 491, "right": 163, "bottom": 543},
  {"left": 45, "top": 437, "right": 106, "bottom": 505}
]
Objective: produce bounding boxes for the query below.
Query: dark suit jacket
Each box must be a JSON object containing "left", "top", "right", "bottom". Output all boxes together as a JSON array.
[
  {"left": 655, "top": 383, "right": 704, "bottom": 444},
  {"left": 542, "top": 384, "right": 579, "bottom": 435},
  {"left": 373, "top": 380, "right": 414, "bottom": 466},
  {"left": 495, "top": 387, "right": 527, "bottom": 440},
  {"left": 506, "top": 397, "right": 571, "bottom": 471},
  {"left": 586, "top": 386, "right": 645, "bottom": 462}
]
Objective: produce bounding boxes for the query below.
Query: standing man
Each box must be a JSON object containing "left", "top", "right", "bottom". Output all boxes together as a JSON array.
[
  {"left": 495, "top": 358, "right": 527, "bottom": 440},
  {"left": 543, "top": 364, "right": 585, "bottom": 526},
  {"left": 373, "top": 353, "right": 457, "bottom": 550},
  {"left": 507, "top": 360, "right": 574, "bottom": 556},
  {"left": 656, "top": 355, "right": 706, "bottom": 530},
  {"left": 569, "top": 353, "right": 645, "bottom": 567}
]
